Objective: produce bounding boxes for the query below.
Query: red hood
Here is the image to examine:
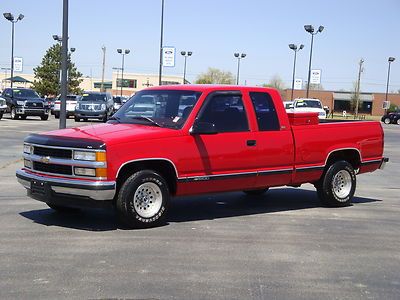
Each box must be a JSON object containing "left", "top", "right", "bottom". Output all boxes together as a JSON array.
[{"left": 42, "top": 123, "right": 182, "bottom": 145}]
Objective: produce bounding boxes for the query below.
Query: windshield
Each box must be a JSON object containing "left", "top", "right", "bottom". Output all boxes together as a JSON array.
[
  {"left": 111, "top": 90, "right": 202, "bottom": 129},
  {"left": 80, "top": 93, "right": 107, "bottom": 101},
  {"left": 295, "top": 100, "right": 322, "bottom": 109},
  {"left": 13, "top": 89, "right": 40, "bottom": 98}
]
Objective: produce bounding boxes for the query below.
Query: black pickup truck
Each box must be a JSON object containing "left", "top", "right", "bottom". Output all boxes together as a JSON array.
[{"left": 1, "top": 88, "right": 50, "bottom": 120}]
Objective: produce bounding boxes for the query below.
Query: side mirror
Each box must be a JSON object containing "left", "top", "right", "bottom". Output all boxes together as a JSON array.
[{"left": 190, "top": 120, "right": 218, "bottom": 135}]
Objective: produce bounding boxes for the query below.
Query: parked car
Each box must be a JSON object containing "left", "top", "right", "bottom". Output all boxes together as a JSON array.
[
  {"left": 0, "top": 96, "right": 7, "bottom": 120},
  {"left": 53, "top": 95, "right": 81, "bottom": 119},
  {"left": 112, "top": 96, "right": 127, "bottom": 112},
  {"left": 17, "top": 85, "right": 387, "bottom": 228},
  {"left": 1, "top": 88, "right": 50, "bottom": 120},
  {"left": 74, "top": 92, "right": 114, "bottom": 122},
  {"left": 381, "top": 112, "right": 400, "bottom": 125},
  {"left": 283, "top": 101, "right": 294, "bottom": 109},
  {"left": 289, "top": 98, "right": 326, "bottom": 119}
]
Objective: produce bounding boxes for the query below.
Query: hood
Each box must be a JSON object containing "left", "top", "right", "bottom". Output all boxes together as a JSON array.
[
  {"left": 42, "top": 123, "right": 181, "bottom": 146},
  {"left": 15, "top": 96, "right": 44, "bottom": 102}
]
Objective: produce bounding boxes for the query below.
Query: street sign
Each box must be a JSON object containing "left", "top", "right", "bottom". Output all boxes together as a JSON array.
[
  {"left": 162, "top": 47, "right": 175, "bottom": 67},
  {"left": 294, "top": 78, "right": 302, "bottom": 89},
  {"left": 382, "top": 101, "right": 390, "bottom": 109},
  {"left": 310, "top": 69, "right": 321, "bottom": 84},
  {"left": 14, "top": 57, "right": 23, "bottom": 72}
]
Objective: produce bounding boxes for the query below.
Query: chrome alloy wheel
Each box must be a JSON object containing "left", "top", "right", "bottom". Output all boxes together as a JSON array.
[
  {"left": 133, "top": 182, "right": 163, "bottom": 218},
  {"left": 332, "top": 170, "right": 352, "bottom": 200}
]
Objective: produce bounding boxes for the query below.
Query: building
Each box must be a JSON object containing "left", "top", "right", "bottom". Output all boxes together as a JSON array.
[{"left": 284, "top": 89, "right": 400, "bottom": 116}]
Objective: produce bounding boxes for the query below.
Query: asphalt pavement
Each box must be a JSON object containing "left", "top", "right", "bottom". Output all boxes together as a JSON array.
[{"left": 0, "top": 115, "right": 399, "bottom": 299}]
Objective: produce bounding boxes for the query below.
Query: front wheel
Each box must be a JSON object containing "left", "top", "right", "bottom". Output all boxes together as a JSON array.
[
  {"left": 383, "top": 117, "right": 391, "bottom": 124},
  {"left": 41, "top": 114, "right": 49, "bottom": 121},
  {"left": 316, "top": 160, "right": 356, "bottom": 207},
  {"left": 74, "top": 116, "right": 80, "bottom": 122},
  {"left": 116, "top": 170, "right": 169, "bottom": 228},
  {"left": 10, "top": 107, "right": 19, "bottom": 119},
  {"left": 397, "top": 119, "right": 400, "bottom": 125},
  {"left": 0, "top": 112, "right": 3, "bottom": 120}
]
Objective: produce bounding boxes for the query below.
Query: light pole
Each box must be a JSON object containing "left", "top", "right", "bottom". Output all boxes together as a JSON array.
[
  {"left": 3, "top": 12, "right": 24, "bottom": 89},
  {"left": 180, "top": 51, "right": 192, "bottom": 84},
  {"left": 53, "top": 35, "right": 75, "bottom": 93},
  {"left": 304, "top": 24, "right": 324, "bottom": 98},
  {"left": 158, "top": 0, "right": 165, "bottom": 85},
  {"left": 288, "top": 43, "right": 304, "bottom": 100},
  {"left": 234, "top": 53, "right": 246, "bottom": 85},
  {"left": 385, "top": 57, "right": 395, "bottom": 114},
  {"left": 117, "top": 49, "right": 130, "bottom": 97}
]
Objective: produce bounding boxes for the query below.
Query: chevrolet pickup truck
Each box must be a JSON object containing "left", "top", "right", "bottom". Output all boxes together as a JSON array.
[{"left": 16, "top": 85, "right": 388, "bottom": 228}]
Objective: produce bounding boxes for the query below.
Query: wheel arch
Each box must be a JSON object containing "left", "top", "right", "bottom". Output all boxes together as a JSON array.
[
  {"left": 115, "top": 158, "right": 178, "bottom": 197},
  {"left": 325, "top": 148, "right": 361, "bottom": 170}
]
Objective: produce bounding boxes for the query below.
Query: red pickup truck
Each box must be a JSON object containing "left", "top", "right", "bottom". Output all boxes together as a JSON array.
[{"left": 16, "top": 85, "right": 388, "bottom": 228}]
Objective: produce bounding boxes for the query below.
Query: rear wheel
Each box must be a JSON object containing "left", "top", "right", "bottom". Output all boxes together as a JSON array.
[
  {"left": 384, "top": 117, "right": 391, "bottom": 124},
  {"left": 20, "top": 115, "right": 27, "bottom": 120},
  {"left": 316, "top": 160, "right": 356, "bottom": 207},
  {"left": 116, "top": 170, "right": 169, "bottom": 228},
  {"left": 243, "top": 188, "right": 269, "bottom": 196},
  {"left": 397, "top": 119, "right": 400, "bottom": 125},
  {"left": 0, "top": 112, "right": 3, "bottom": 120},
  {"left": 54, "top": 112, "right": 60, "bottom": 119}
]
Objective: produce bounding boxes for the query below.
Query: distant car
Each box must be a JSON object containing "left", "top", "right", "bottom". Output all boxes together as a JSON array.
[
  {"left": 112, "top": 96, "right": 127, "bottom": 112},
  {"left": 0, "top": 96, "right": 7, "bottom": 120},
  {"left": 53, "top": 95, "right": 81, "bottom": 119},
  {"left": 381, "top": 112, "right": 400, "bottom": 125},
  {"left": 290, "top": 98, "right": 326, "bottom": 119},
  {"left": 1, "top": 88, "right": 50, "bottom": 120},
  {"left": 74, "top": 91, "right": 114, "bottom": 122}
]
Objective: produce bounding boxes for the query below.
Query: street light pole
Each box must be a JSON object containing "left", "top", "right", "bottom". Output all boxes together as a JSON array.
[
  {"left": 385, "top": 57, "right": 395, "bottom": 114},
  {"left": 59, "top": 0, "right": 69, "bottom": 129},
  {"left": 117, "top": 49, "right": 130, "bottom": 97},
  {"left": 180, "top": 51, "right": 192, "bottom": 84},
  {"left": 289, "top": 44, "right": 304, "bottom": 100},
  {"left": 304, "top": 24, "right": 324, "bottom": 98},
  {"left": 3, "top": 12, "right": 24, "bottom": 89},
  {"left": 158, "top": 0, "right": 165, "bottom": 86},
  {"left": 234, "top": 53, "right": 246, "bottom": 85}
]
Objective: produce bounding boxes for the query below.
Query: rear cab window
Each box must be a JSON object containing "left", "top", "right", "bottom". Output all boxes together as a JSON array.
[{"left": 249, "top": 92, "right": 280, "bottom": 131}]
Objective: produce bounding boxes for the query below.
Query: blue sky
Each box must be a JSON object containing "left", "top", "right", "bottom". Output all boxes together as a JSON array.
[{"left": 0, "top": 0, "right": 399, "bottom": 92}]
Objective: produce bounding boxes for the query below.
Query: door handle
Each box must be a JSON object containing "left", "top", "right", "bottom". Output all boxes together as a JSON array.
[{"left": 247, "top": 140, "right": 256, "bottom": 146}]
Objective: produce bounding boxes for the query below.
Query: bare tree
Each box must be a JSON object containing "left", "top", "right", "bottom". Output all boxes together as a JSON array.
[{"left": 195, "top": 68, "right": 235, "bottom": 84}]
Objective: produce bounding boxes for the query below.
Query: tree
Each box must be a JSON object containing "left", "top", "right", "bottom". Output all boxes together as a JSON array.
[
  {"left": 195, "top": 68, "right": 235, "bottom": 84},
  {"left": 262, "top": 75, "right": 286, "bottom": 99},
  {"left": 32, "top": 43, "right": 83, "bottom": 96}
]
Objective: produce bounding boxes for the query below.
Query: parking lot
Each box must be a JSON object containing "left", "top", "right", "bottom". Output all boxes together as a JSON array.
[{"left": 0, "top": 115, "right": 399, "bottom": 299}]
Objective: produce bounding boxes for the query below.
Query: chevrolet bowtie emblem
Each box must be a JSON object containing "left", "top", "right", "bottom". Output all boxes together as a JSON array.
[{"left": 40, "top": 156, "right": 51, "bottom": 164}]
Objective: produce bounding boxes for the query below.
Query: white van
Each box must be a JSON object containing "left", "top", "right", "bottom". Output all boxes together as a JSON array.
[{"left": 289, "top": 98, "right": 326, "bottom": 119}]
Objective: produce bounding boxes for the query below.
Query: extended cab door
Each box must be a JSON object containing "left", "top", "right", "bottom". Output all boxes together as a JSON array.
[
  {"left": 247, "top": 91, "right": 294, "bottom": 188},
  {"left": 180, "top": 91, "right": 259, "bottom": 194}
]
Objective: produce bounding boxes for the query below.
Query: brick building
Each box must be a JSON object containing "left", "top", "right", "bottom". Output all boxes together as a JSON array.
[{"left": 283, "top": 89, "right": 400, "bottom": 116}]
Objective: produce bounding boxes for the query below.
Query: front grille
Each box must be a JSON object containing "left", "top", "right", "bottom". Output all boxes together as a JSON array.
[
  {"left": 33, "top": 146, "right": 72, "bottom": 159},
  {"left": 33, "top": 161, "right": 72, "bottom": 175},
  {"left": 80, "top": 103, "right": 101, "bottom": 111},
  {"left": 25, "top": 102, "right": 44, "bottom": 108}
]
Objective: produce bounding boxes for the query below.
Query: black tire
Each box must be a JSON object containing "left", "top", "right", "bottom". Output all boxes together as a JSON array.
[
  {"left": 41, "top": 114, "right": 49, "bottom": 121},
  {"left": 74, "top": 117, "right": 80, "bottom": 122},
  {"left": 316, "top": 160, "right": 356, "bottom": 207},
  {"left": 116, "top": 170, "right": 169, "bottom": 228},
  {"left": 243, "top": 188, "right": 269, "bottom": 196},
  {"left": 20, "top": 115, "right": 27, "bottom": 120},
  {"left": 47, "top": 203, "right": 80, "bottom": 213},
  {"left": 10, "top": 107, "right": 19, "bottom": 119},
  {"left": 54, "top": 112, "right": 60, "bottom": 119},
  {"left": 0, "top": 112, "right": 2, "bottom": 120},
  {"left": 397, "top": 119, "right": 400, "bottom": 125},
  {"left": 383, "top": 117, "right": 391, "bottom": 124}
]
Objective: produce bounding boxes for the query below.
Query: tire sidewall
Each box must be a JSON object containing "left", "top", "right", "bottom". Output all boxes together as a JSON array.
[
  {"left": 118, "top": 170, "right": 169, "bottom": 227},
  {"left": 322, "top": 161, "right": 356, "bottom": 206},
  {"left": 384, "top": 118, "right": 391, "bottom": 124}
]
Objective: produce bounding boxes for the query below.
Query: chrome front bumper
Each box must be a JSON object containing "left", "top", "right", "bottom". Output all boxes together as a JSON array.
[{"left": 16, "top": 169, "right": 115, "bottom": 201}]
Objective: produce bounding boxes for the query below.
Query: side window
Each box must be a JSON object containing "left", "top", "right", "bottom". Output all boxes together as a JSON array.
[
  {"left": 197, "top": 93, "right": 249, "bottom": 132},
  {"left": 4, "top": 89, "right": 11, "bottom": 97},
  {"left": 249, "top": 92, "right": 280, "bottom": 131}
]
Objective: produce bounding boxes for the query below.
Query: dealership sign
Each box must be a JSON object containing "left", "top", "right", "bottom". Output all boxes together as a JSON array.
[
  {"left": 14, "top": 57, "right": 23, "bottom": 72},
  {"left": 162, "top": 47, "right": 175, "bottom": 67},
  {"left": 294, "top": 78, "right": 302, "bottom": 89},
  {"left": 310, "top": 69, "right": 321, "bottom": 84}
]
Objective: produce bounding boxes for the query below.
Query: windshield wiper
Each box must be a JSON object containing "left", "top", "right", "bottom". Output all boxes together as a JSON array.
[{"left": 130, "top": 116, "right": 161, "bottom": 127}]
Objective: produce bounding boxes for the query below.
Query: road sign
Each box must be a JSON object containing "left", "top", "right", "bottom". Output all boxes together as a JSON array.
[
  {"left": 162, "top": 47, "right": 175, "bottom": 67},
  {"left": 382, "top": 101, "right": 390, "bottom": 109},
  {"left": 310, "top": 69, "right": 321, "bottom": 84},
  {"left": 14, "top": 57, "right": 23, "bottom": 72},
  {"left": 294, "top": 78, "right": 302, "bottom": 89}
]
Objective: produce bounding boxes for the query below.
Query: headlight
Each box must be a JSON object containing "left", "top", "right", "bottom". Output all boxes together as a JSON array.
[
  {"left": 73, "top": 151, "right": 96, "bottom": 161},
  {"left": 23, "top": 144, "right": 32, "bottom": 154},
  {"left": 17, "top": 100, "right": 26, "bottom": 106},
  {"left": 24, "top": 159, "right": 32, "bottom": 169},
  {"left": 101, "top": 104, "right": 106, "bottom": 110},
  {"left": 74, "top": 167, "right": 96, "bottom": 177}
]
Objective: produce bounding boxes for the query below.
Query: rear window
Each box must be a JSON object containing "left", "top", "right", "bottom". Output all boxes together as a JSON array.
[{"left": 295, "top": 100, "right": 322, "bottom": 108}]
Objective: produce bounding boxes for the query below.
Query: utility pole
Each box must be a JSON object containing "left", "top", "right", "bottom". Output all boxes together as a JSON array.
[
  {"left": 355, "top": 58, "right": 364, "bottom": 118},
  {"left": 101, "top": 46, "right": 106, "bottom": 92}
]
